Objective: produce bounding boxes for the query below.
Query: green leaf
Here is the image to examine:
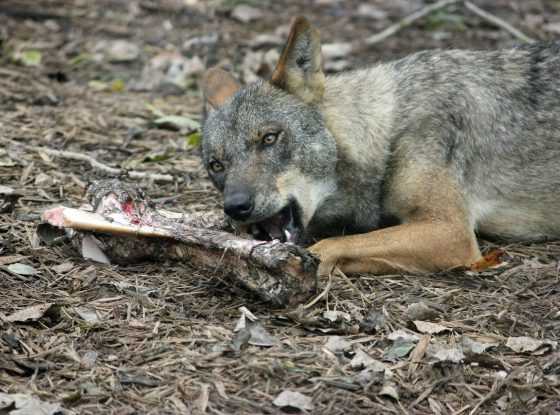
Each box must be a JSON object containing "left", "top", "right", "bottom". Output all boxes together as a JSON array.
[
  {"left": 69, "top": 53, "right": 93, "bottom": 66},
  {"left": 15, "top": 50, "right": 42, "bottom": 67},
  {"left": 142, "top": 151, "right": 171, "bottom": 163},
  {"left": 111, "top": 79, "right": 125, "bottom": 93},
  {"left": 186, "top": 131, "right": 201, "bottom": 147}
]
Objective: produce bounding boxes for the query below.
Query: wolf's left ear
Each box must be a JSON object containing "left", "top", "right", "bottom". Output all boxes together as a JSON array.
[
  {"left": 271, "top": 17, "right": 325, "bottom": 104},
  {"left": 202, "top": 67, "right": 241, "bottom": 111}
]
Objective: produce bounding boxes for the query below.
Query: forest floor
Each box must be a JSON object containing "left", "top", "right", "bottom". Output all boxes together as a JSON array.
[{"left": 1, "top": 1, "right": 559, "bottom": 414}]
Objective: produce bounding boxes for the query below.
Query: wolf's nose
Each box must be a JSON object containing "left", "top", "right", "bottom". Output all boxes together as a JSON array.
[{"left": 224, "top": 192, "right": 254, "bottom": 220}]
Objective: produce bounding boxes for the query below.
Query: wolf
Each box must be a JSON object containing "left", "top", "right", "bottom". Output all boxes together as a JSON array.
[{"left": 200, "top": 17, "right": 560, "bottom": 276}]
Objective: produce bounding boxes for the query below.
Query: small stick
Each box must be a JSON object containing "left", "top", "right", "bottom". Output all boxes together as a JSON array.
[
  {"left": 464, "top": 1, "right": 535, "bottom": 44},
  {"left": 2, "top": 138, "right": 178, "bottom": 183},
  {"left": 363, "top": 0, "right": 534, "bottom": 47},
  {"left": 469, "top": 375, "right": 504, "bottom": 415},
  {"left": 303, "top": 270, "right": 332, "bottom": 309},
  {"left": 37, "top": 147, "right": 177, "bottom": 183},
  {"left": 364, "top": 0, "right": 461, "bottom": 46}
]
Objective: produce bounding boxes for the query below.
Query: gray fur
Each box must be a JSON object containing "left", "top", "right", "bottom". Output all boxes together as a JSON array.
[{"left": 203, "top": 39, "right": 560, "bottom": 244}]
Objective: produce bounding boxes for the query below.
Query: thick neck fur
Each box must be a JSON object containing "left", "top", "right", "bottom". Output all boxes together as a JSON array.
[
  {"left": 308, "top": 65, "right": 398, "bottom": 235},
  {"left": 320, "top": 65, "right": 396, "bottom": 170}
]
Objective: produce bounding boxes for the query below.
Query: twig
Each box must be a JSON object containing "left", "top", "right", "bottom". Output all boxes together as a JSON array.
[
  {"left": 303, "top": 270, "right": 333, "bottom": 309},
  {"left": 409, "top": 375, "right": 455, "bottom": 409},
  {"left": 334, "top": 267, "right": 368, "bottom": 306},
  {"left": 364, "top": 0, "right": 461, "bottom": 45},
  {"left": 39, "top": 147, "right": 178, "bottom": 183},
  {"left": 363, "top": 0, "right": 534, "bottom": 47},
  {"left": 469, "top": 379, "right": 500, "bottom": 415},
  {"left": 3, "top": 138, "right": 178, "bottom": 183},
  {"left": 468, "top": 369, "right": 516, "bottom": 415},
  {"left": 464, "top": 1, "right": 535, "bottom": 44}
]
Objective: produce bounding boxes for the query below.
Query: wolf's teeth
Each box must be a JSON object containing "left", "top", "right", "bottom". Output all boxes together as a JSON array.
[{"left": 284, "top": 229, "right": 292, "bottom": 243}]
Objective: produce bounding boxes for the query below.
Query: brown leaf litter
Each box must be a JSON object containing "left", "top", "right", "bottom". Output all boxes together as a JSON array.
[{"left": 1, "top": 1, "right": 560, "bottom": 414}]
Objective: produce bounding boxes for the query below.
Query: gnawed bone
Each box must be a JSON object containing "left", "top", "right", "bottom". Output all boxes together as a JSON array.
[{"left": 39, "top": 180, "right": 318, "bottom": 307}]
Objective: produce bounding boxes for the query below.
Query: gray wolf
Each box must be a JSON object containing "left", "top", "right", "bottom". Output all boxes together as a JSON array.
[{"left": 201, "top": 17, "right": 560, "bottom": 276}]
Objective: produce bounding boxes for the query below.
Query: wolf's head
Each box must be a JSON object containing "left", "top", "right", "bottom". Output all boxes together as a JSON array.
[{"left": 201, "top": 17, "right": 338, "bottom": 244}]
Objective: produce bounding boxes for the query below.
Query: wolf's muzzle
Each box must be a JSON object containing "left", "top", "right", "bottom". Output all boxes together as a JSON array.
[{"left": 224, "top": 191, "right": 254, "bottom": 221}]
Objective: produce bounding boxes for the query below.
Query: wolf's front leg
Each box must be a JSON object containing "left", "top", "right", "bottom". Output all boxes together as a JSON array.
[{"left": 308, "top": 220, "right": 481, "bottom": 275}]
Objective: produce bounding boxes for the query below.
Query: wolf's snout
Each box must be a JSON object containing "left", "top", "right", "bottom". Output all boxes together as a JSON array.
[{"left": 224, "top": 191, "right": 254, "bottom": 221}]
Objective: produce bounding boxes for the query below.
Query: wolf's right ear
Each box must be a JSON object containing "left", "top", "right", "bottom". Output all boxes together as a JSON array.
[
  {"left": 201, "top": 67, "right": 241, "bottom": 111},
  {"left": 271, "top": 17, "right": 325, "bottom": 104}
]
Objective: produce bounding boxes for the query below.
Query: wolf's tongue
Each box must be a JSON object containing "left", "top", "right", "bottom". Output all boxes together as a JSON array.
[
  {"left": 262, "top": 214, "right": 285, "bottom": 240},
  {"left": 251, "top": 202, "right": 301, "bottom": 243}
]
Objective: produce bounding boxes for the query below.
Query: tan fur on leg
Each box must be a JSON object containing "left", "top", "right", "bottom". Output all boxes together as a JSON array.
[
  {"left": 310, "top": 220, "right": 480, "bottom": 275},
  {"left": 309, "top": 167, "right": 482, "bottom": 275}
]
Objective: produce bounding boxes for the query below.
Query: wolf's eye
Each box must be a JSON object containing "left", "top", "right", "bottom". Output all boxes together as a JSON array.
[
  {"left": 209, "top": 160, "right": 224, "bottom": 173},
  {"left": 262, "top": 131, "right": 280, "bottom": 146}
]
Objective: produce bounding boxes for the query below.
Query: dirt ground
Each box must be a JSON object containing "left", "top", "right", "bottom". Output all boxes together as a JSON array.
[{"left": 1, "top": 1, "right": 560, "bottom": 414}]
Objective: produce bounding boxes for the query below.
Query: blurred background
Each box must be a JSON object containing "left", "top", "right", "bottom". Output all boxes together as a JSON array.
[{"left": 1, "top": 0, "right": 558, "bottom": 98}]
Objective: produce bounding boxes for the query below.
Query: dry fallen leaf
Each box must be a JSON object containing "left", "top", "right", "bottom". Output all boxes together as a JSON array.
[
  {"left": 470, "top": 249, "right": 506, "bottom": 271},
  {"left": 387, "top": 329, "right": 420, "bottom": 343},
  {"left": 355, "top": 361, "right": 388, "bottom": 386},
  {"left": 461, "top": 336, "right": 499, "bottom": 354},
  {"left": 103, "top": 40, "right": 139, "bottom": 63},
  {"left": 407, "top": 334, "right": 431, "bottom": 378},
  {"left": 273, "top": 390, "right": 314, "bottom": 412},
  {"left": 384, "top": 339, "right": 417, "bottom": 362},
  {"left": 81, "top": 235, "right": 110, "bottom": 264},
  {"left": 505, "top": 336, "right": 558, "bottom": 354},
  {"left": 7, "top": 263, "right": 37, "bottom": 276},
  {"left": 543, "top": 22, "right": 560, "bottom": 34},
  {"left": 359, "top": 309, "right": 385, "bottom": 333},
  {"left": 250, "top": 33, "right": 283, "bottom": 48},
  {"left": 0, "top": 393, "right": 61, "bottom": 415},
  {"left": 426, "top": 342, "right": 465, "bottom": 364},
  {"left": 231, "top": 5, "right": 263, "bottom": 23},
  {"left": 356, "top": 3, "right": 388, "bottom": 19},
  {"left": 52, "top": 262, "right": 74, "bottom": 274},
  {"left": 350, "top": 348, "right": 377, "bottom": 370},
  {"left": 81, "top": 350, "right": 98, "bottom": 369},
  {"left": 413, "top": 320, "right": 450, "bottom": 335},
  {"left": 323, "top": 310, "right": 351, "bottom": 323},
  {"left": 74, "top": 306, "right": 100, "bottom": 323},
  {"left": 233, "top": 308, "right": 278, "bottom": 348},
  {"left": 322, "top": 42, "right": 353, "bottom": 60},
  {"left": 4, "top": 303, "right": 54, "bottom": 323},
  {"left": 132, "top": 52, "right": 203, "bottom": 92},
  {"left": 247, "top": 323, "right": 278, "bottom": 347},
  {"left": 152, "top": 115, "right": 200, "bottom": 133},
  {"left": 405, "top": 302, "right": 439, "bottom": 321},
  {"left": 325, "top": 336, "right": 352, "bottom": 353},
  {"left": 0, "top": 255, "right": 28, "bottom": 266},
  {"left": 379, "top": 382, "right": 399, "bottom": 400}
]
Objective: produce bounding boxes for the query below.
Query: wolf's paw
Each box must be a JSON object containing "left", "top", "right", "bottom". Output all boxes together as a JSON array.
[{"left": 308, "top": 239, "right": 339, "bottom": 276}]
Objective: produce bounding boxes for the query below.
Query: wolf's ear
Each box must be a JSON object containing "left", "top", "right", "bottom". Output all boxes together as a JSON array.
[
  {"left": 271, "top": 17, "right": 325, "bottom": 103},
  {"left": 202, "top": 67, "right": 241, "bottom": 110}
]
